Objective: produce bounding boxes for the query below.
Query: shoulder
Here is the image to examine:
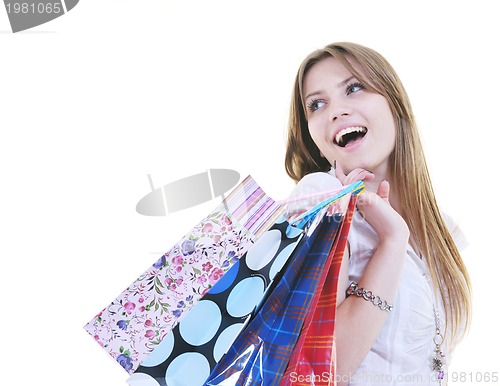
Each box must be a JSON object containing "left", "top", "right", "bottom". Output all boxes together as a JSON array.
[
  {"left": 441, "top": 212, "right": 468, "bottom": 251},
  {"left": 284, "top": 171, "right": 343, "bottom": 220},
  {"left": 294, "top": 170, "right": 343, "bottom": 192}
]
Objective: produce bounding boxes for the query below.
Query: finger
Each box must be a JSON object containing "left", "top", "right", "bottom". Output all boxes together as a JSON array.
[
  {"left": 335, "top": 162, "right": 374, "bottom": 185},
  {"left": 376, "top": 180, "right": 390, "bottom": 204},
  {"left": 334, "top": 161, "right": 347, "bottom": 184},
  {"left": 346, "top": 168, "right": 374, "bottom": 185},
  {"left": 355, "top": 170, "right": 375, "bottom": 182}
]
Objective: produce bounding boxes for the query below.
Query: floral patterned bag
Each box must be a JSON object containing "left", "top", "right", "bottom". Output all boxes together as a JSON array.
[{"left": 83, "top": 176, "right": 285, "bottom": 374}]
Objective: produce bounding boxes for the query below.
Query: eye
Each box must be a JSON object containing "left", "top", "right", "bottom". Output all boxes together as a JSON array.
[
  {"left": 346, "top": 82, "right": 364, "bottom": 95},
  {"left": 306, "top": 99, "right": 326, "bottom": 112}
]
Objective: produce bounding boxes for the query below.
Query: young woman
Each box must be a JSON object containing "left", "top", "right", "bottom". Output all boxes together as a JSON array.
[{"left": 284, "top": 42, "right": 471, "bottom": 385}]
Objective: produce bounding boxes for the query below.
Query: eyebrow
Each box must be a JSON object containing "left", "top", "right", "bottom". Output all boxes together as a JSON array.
[
  {"left": 304, "top": 76, "right": 356, "bottom": 101},
  {"left": 341, "top": 76, "right": 356, "bottom": 86}
]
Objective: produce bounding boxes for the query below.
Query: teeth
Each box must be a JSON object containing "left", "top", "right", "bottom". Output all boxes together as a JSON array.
[{"left": 335, "top": 126, "right": 367, "bottom": 145}]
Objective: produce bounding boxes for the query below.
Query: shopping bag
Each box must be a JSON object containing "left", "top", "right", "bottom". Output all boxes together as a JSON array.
[
  {"left": 129, "top": 216, "right": 304, "bottom": 386},
  {"left": 281, "top": 195, "right": 356, "bottom": 386},
  {"left": 83, "top": 176, "right": 285, "bottom": 374},
  {"left": 203, "top": 187, "right": 359, "bottom": 386}
]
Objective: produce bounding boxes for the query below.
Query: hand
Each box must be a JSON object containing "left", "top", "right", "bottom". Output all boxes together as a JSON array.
[{"left": 335, "top": 162, "right": 409, "bottom": 243}]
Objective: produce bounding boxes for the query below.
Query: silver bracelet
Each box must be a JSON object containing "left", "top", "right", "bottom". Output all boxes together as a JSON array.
[{"left": 346, "top": 281, "right": 393, "bottom": 312}]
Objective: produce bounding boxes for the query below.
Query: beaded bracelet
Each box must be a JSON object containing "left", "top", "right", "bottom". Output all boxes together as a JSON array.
[{"left": 346, "top": 281, "right": 393, "bottom": 312}]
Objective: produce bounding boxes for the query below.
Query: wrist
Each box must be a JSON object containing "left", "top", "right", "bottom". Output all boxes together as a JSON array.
[
  {"left": 377, "top": 218, "right": 410, "bottom": 244},
  {"left": 377, "top": 232, "right": 409, "bottom": 253}
]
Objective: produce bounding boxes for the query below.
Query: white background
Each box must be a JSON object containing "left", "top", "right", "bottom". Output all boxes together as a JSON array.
[{"left": 1, "top": 1, "right": 498, "bottom": 385}]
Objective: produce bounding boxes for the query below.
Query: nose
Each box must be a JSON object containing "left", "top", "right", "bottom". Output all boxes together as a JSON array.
[{"left": 329, "top": 100, "right": 352, "bottom": 121}]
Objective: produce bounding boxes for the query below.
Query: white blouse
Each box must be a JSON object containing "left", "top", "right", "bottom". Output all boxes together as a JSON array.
[
  {"left": 284, "top": 170, "right": 467, "bottom": 386},
  {"left": 346, "top": 210, "right": 466, "bottom": 386}
]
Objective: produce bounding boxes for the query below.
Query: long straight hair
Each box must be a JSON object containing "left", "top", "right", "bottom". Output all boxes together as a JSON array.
[{"left": 285, "top": 42, "right": 471, "bottom": 344}]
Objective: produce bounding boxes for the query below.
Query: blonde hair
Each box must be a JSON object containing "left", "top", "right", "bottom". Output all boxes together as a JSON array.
[{"left": 285, "top": 42, "right": 471, "bottom": 344}]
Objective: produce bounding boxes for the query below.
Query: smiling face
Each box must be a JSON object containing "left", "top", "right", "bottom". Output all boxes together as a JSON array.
[{"left": 303, "top": 57, "right": 397, "bottom": 179}]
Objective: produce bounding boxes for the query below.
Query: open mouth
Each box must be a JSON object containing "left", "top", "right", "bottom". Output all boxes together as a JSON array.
[{"left": 334, "top": 126, "right": 368, "bottom": 148}]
